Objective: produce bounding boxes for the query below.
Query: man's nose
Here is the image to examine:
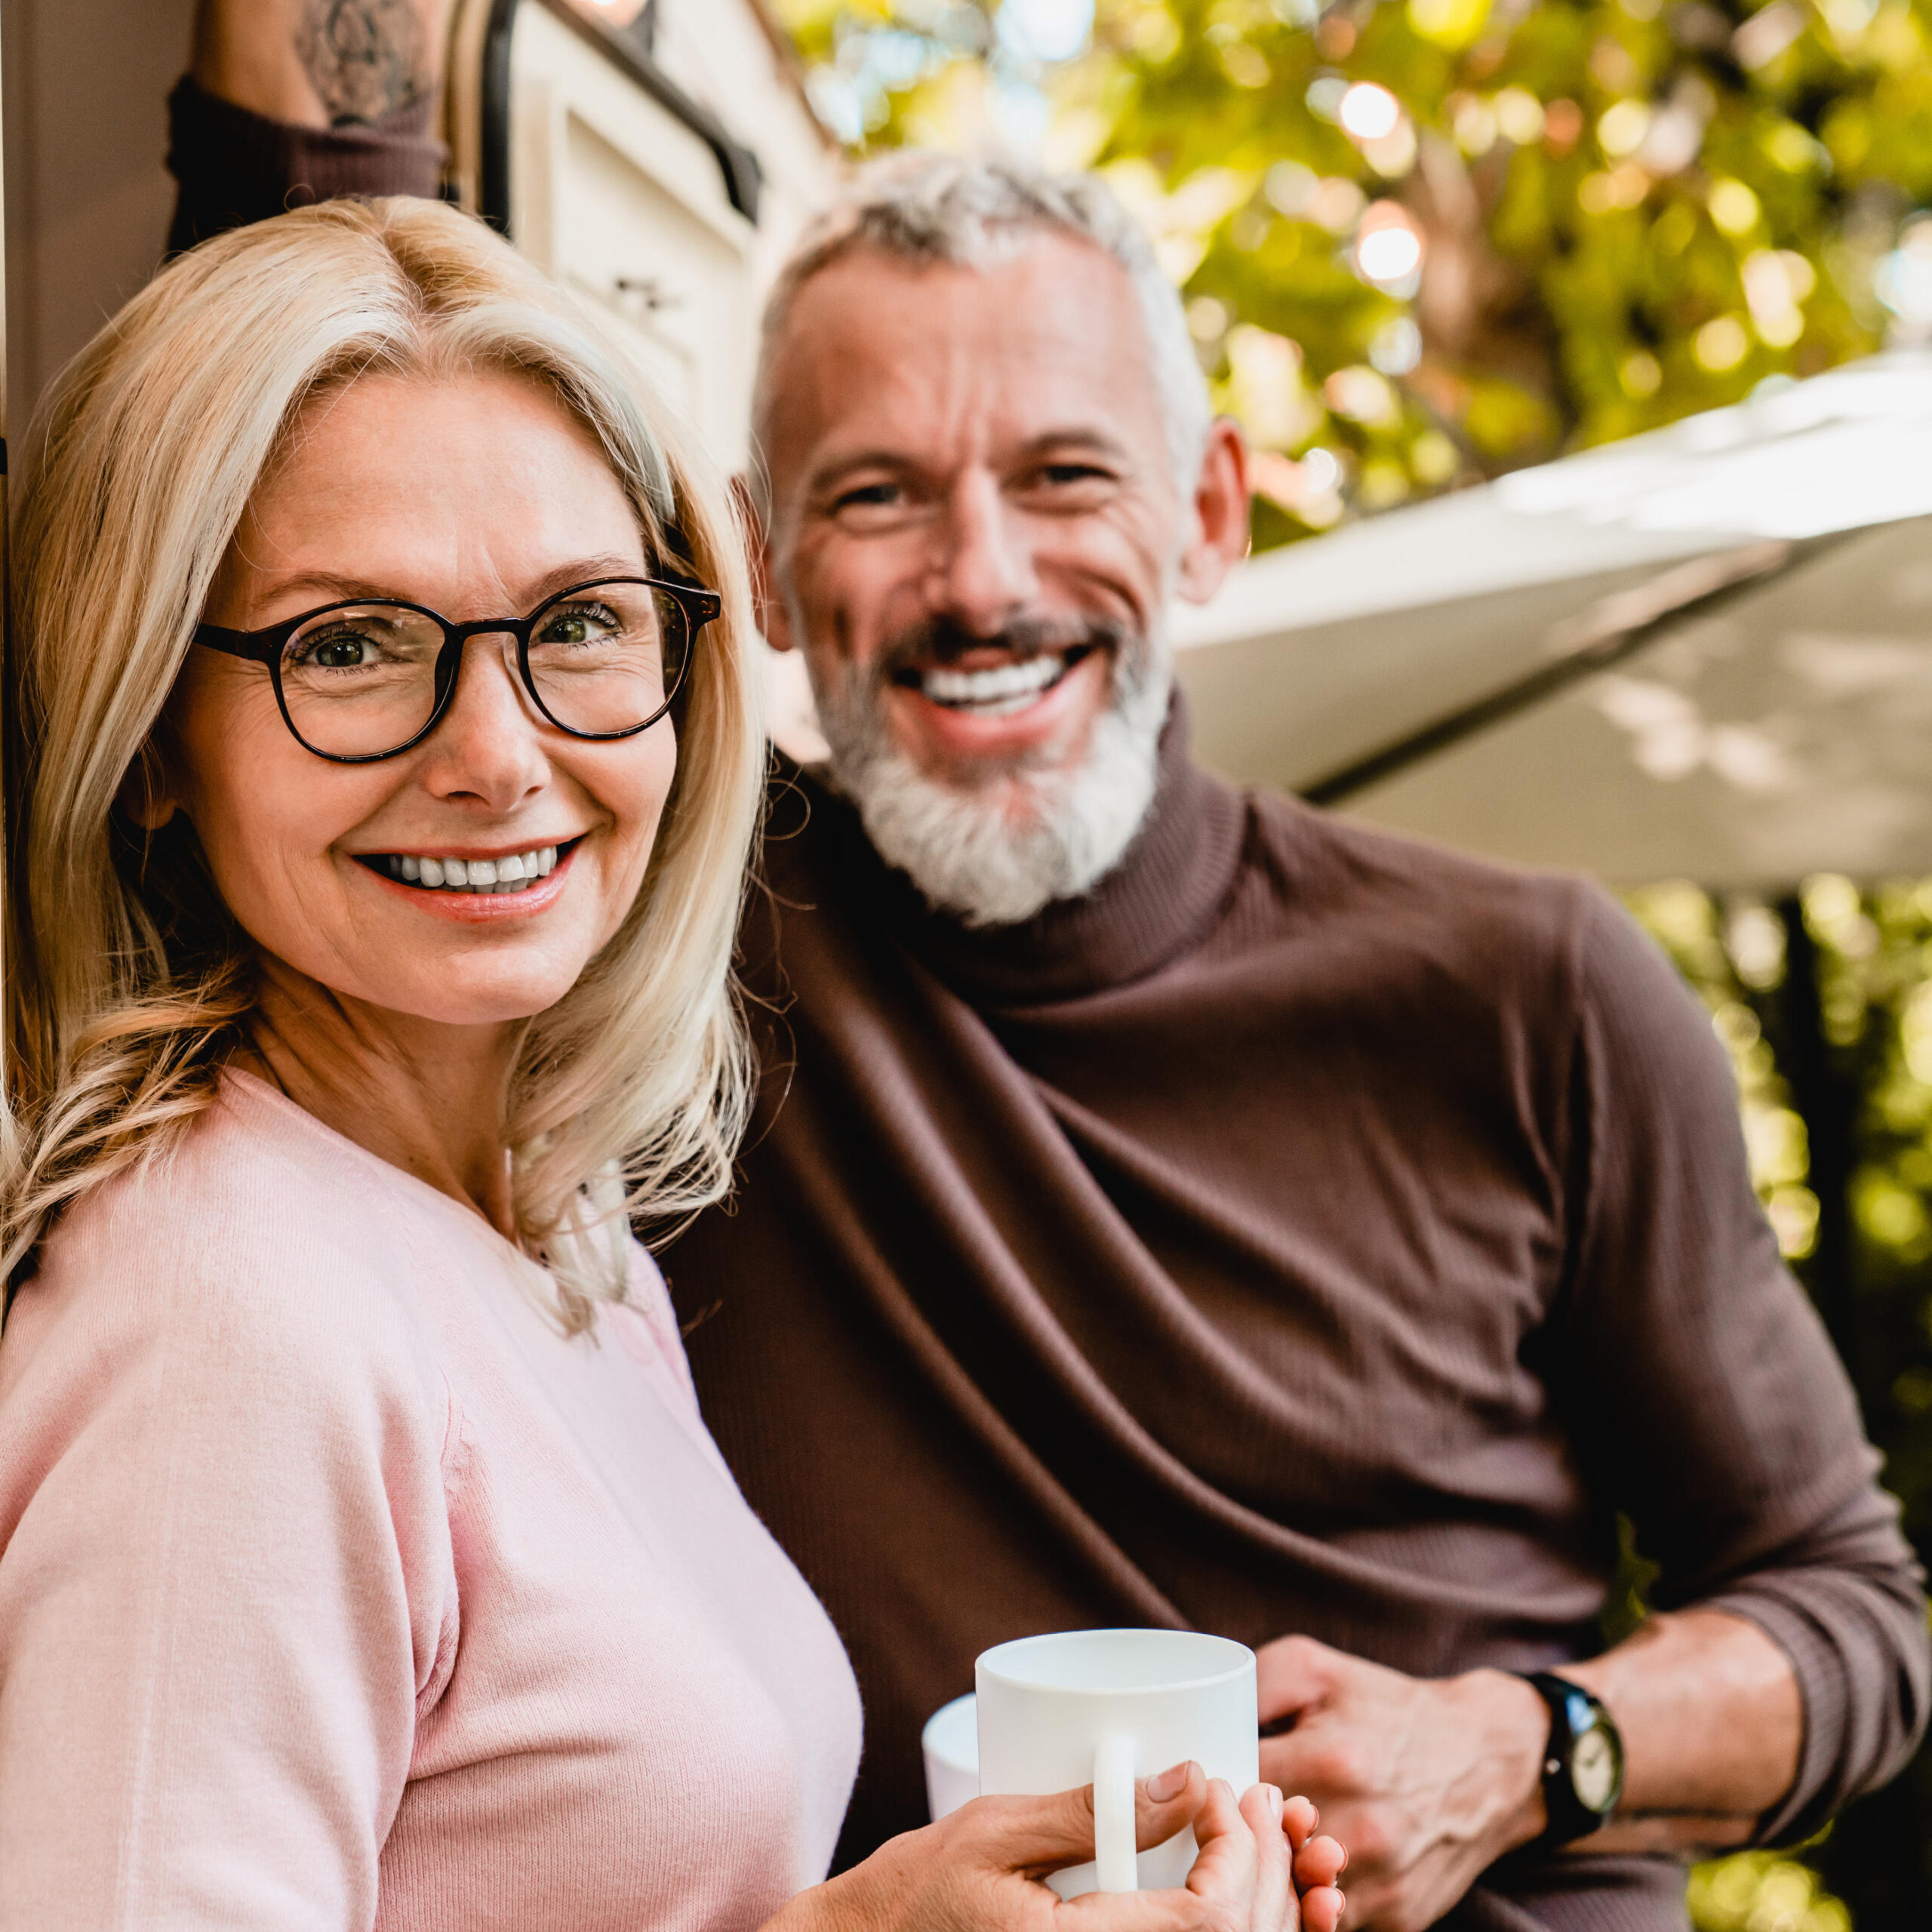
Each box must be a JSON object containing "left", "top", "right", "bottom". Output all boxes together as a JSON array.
[
  {"left": 927, "top": 471, "right": 1038, "bottom": 633},
  {"left": 419, "top": 634, "right": 550, "bottom": 808}
]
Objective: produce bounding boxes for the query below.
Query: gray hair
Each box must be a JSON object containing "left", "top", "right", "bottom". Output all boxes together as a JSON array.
[{"left": 750, "top": 151, "right": 1211, "bottom": 512}]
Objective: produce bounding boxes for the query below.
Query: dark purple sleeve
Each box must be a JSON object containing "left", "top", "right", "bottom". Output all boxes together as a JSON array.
[
  {"left": 1556, "top": 887, "right": 1930, "bottom": 1844},
  {"left": 165, "top": 75, "right": 448, "bottom": 255}
]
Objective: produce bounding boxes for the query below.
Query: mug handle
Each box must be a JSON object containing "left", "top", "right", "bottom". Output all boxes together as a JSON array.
[{"left": 1093, "top": 1734, "right": 1138, "bottom": 1894}]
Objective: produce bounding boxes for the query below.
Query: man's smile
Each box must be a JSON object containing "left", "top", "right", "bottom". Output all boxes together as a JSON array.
[{"left": 894, "top": 644, "right": 1100, "bottom": 719}]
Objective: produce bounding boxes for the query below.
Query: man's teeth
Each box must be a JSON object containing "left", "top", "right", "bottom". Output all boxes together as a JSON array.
[
  {"left": 380, "top": 844, "right": 560, "bottom": 894},
  {"left": 920, "top": 654, "right": 1068, "bottom": 717}
]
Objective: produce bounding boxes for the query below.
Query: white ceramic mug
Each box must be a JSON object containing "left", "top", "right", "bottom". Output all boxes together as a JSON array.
[
  {"left": 974, "top": 1628, "right": 1259, "bottom": 1899},
  {"left": 922, "top": 1690, "right": 980, "bottom": 1823}
]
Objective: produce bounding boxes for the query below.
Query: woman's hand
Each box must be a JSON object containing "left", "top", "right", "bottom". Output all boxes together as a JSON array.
[{"left": 773, "top": 1761, "right": 1346, "bottom": 1932}]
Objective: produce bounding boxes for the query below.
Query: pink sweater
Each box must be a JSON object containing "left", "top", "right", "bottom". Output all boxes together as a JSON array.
[{"left": 0, "top": 1073, "right": 862, "bottom": 1930}]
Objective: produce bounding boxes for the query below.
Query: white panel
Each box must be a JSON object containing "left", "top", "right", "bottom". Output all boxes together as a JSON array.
[{"left": 510, "top": 2, "right": 755, "bottom": 468}]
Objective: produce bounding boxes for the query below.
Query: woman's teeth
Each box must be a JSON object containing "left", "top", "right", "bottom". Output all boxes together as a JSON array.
[
  {"left": 919, "top": 652, "right": 1071, "bottom": 717},
  {"left": 379, "top": 844, "right": 560, "bottom": 894}
]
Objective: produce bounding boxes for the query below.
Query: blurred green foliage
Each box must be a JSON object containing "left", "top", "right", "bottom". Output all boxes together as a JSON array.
[
  {"left": 1631, "top": 877, "right": 1932, "bottom": 1927},
  {"left": 1687, "top": 1850, "right": 1852, "bottom": 1932},
  {"left": 774, "top": 0, "right": 1932, "bottom": 545},
  {"left": 1631, "top": 876, "right": 1932, "bottom": 1567}
]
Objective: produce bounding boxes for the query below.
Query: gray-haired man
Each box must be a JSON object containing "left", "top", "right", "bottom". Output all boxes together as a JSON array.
[
  {"left": 168, "top": 35, "right": 1929, "bottom": 1925},
  {"left": 669, "top": 154, "right": 1928, "bottom": 1932}
]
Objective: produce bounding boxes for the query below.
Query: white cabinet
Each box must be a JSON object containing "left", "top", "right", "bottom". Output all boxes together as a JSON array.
[{"left": 448, "top": 0, "right": 832, "bottom": 473}]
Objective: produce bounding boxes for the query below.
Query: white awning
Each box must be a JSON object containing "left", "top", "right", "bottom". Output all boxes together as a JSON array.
[{"left": 1172, "top": 353, "right": 1932, "bottom": 886}]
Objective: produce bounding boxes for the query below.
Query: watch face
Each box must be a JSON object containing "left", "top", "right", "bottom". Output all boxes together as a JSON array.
[{"left": 1572, "top": 1726, "right": 1622, "bottom": 1814}]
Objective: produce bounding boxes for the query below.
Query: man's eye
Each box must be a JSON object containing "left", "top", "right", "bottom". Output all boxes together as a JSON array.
[
  {"left": 1035, "top": 463, "right": 1112, "bottom": 488},
  {"left": 835, "top": 482, "right": 903, "bottom": 512}
]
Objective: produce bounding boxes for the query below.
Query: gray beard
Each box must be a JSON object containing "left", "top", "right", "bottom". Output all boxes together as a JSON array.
[{"left": 811, "top": 639, "right": 1172, "bottom": 930}]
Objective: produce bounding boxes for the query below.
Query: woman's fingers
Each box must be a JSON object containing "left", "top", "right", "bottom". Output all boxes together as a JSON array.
[
  {"left": 1287, "top": 1809, "right": 1345, "bottom": 1932},
  {"left": 1297, "top": 1885, "right": 1345, "bottom": 1932},
  {"left": 1133, "top": 1760, "right": 1211, "bottom": 1850},
  {"left": 1291, "top": 1832, "right": 1346, "bottom": 1894},
  {"left": 1281, "top": 1795, "right": 1318, "bottom": 1854},
  {"left": 964, "top": 1761, "right": 1208, "bottom": 1875},
  {"left": 1175, "top": 1777, "right": 1260, "bottom": 1915},
  {"left": 1281, "top": 1795, "right": 1345, "bottom": 1932},
  {"left": 1242, "top": 1783, "right": 1294, "bottom": 1932}
]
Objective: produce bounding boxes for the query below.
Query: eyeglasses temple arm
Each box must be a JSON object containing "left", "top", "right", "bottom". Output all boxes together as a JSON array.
[{"left": 191, "top": 623, "right": 285, "bottom": 663}]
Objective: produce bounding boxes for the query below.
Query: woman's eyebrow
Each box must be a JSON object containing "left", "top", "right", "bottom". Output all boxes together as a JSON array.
[
  {"left": 521, "top": 555, "right": 659, "bottom": 602},
  {"left": 246, "top": 568, "right": 395, "bottom": 607},
  {"left": 243, "top": 555, "right": 653, "bottom": 614}
]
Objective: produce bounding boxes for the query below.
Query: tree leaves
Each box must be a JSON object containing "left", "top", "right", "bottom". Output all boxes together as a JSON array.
[{"left": 776, "top": 0, "right": 1932, "bottom": 546}]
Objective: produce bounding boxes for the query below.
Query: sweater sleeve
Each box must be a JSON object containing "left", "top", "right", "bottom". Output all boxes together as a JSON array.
[
  {"left": 0, "top": 1174, "right": 457, "bottom": 1930},
  {"left": 165, "top": 75, "right": 448, "bottom": 255},
  {"left": 1555, "top": 887, "right": 1930, "bottom": 1844}
]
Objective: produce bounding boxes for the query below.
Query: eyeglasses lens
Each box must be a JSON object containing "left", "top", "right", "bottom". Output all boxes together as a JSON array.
[
  {"left": 526, "top": 583, "right": 688, "bottom": 738},
  {"left": 279, "top": 605, "right": 445, "bottom": 760},
  {"left": 277, "top": 583, "right": 690, "bottom": 758}
]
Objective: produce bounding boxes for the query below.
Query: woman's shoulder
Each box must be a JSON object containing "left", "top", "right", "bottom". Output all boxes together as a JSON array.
[
  {"left": 63, "top": 1072, "right": 414, "bottom": 1270},
  {"left": 5, "top": 1073, "right": 448, "bottom": 1423}
]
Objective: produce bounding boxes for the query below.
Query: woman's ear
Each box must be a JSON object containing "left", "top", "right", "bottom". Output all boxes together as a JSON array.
[{"left": 118, "top": 740, "right": 179, "bottom": 831}]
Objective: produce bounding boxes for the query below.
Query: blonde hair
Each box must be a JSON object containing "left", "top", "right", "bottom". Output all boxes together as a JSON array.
[{"left": 2, "top": 197, "right": 765, "bottom": 1331}]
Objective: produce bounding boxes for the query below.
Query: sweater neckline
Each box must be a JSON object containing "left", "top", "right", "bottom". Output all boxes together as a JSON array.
[
  {"left": 220, "top": 1069, "right": 537, "bottom": 1270},
  {"left": 812, "top": 691, "right": 1247, "bottom": 1007}
]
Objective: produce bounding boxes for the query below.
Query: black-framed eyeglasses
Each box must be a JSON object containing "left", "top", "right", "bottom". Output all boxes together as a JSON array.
[{"left": 192, "top": 575, "right": 721, "bottom": 764}]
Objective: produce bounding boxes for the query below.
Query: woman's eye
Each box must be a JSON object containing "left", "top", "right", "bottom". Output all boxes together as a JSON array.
[
  {"left": 537, "top": 604, "right": 620, "bottom": 646},
  {"left": 294, "top": 629, "right": 382, "bottom": 669}
]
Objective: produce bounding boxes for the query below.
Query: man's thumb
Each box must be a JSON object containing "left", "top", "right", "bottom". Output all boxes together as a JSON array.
[{"left": 1256, "top": 1633, "right": 1338, "bottom": 1727}]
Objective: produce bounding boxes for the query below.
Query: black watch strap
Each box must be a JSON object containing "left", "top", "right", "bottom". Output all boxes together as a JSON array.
[{"left": 1522, "top": 1672, "right": 1625, "bottom": 1850}]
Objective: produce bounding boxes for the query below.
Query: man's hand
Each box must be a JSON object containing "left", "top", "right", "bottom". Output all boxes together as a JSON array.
[
  {"left": 1255, "top": 1637, "right": 1546, "bottom": 1932},
  {"left": 1257, "top": 1611, "right": 1804, "bottom": 1927}
]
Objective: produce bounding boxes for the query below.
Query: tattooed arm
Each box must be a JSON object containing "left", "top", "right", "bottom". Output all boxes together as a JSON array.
[
  {"left": 191, "top": 0, "right": 454, "bottom": 129},
  {"left": 171, "top": 0, "right": 451, "bottom": 254},
  {"left": 297, "top": 0, "right": 432, "bottom": 124}
]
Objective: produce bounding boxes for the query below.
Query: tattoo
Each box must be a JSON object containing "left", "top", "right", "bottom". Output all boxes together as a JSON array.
[{"left": 297, "top": 0, "right": 426, "bottom": 125}]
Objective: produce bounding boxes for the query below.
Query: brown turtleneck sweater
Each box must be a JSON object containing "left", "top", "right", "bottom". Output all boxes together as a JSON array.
[{"left": 666, "top": 704, "right": 1929, "bottom": 1930}]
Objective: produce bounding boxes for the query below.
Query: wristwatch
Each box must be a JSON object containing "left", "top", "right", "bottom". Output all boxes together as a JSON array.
[{"left": 1521, "top": 1672, "right": 1624, "bottom": 1848}]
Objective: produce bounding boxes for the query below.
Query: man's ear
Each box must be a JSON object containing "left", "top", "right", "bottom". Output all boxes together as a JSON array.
[
  {"left": 731, "top": 471, "right": 794, "bottom": 652},
  {"left": 1175, "top": 418, "right": 1251, "bottom": 605},
  {"left": 118, "top": 740, "right": 179, "bottom": 832}
]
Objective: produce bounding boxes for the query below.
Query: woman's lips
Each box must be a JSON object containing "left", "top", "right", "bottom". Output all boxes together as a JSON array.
[{"left": 353, "top": 838, "right": 581, "bottom": 921}]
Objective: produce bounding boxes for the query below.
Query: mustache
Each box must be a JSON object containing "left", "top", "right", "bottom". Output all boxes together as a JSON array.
[{"left": 876, "top": 611, "right": 1134, "bottom": 685}]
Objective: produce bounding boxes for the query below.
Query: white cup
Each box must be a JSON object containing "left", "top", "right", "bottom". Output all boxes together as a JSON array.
[
  {"left": 922, "top": 1690, "right": 980, "bottom": 1823},
  {"left": 974, "top": 1628, "right": 1259, "bottom": 1899}
]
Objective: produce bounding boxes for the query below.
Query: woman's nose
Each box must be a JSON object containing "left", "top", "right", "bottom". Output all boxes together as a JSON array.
[{"left": 417, "top": 633, "right": 551, "bottom": 808}]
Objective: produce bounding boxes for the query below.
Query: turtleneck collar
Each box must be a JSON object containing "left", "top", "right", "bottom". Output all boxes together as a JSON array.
[{"left": 804, "top": 692, "right": 1248, "bottom": 1008}]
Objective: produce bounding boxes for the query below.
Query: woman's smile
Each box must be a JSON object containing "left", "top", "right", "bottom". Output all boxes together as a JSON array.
[{"left": 351, "top": 835, "right": 583, "bottom": 922}]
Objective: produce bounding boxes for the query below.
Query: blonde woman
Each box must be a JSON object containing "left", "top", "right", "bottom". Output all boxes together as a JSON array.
[{"left": 0, "top": 200, "right": 1343, "bottom": 1932}]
